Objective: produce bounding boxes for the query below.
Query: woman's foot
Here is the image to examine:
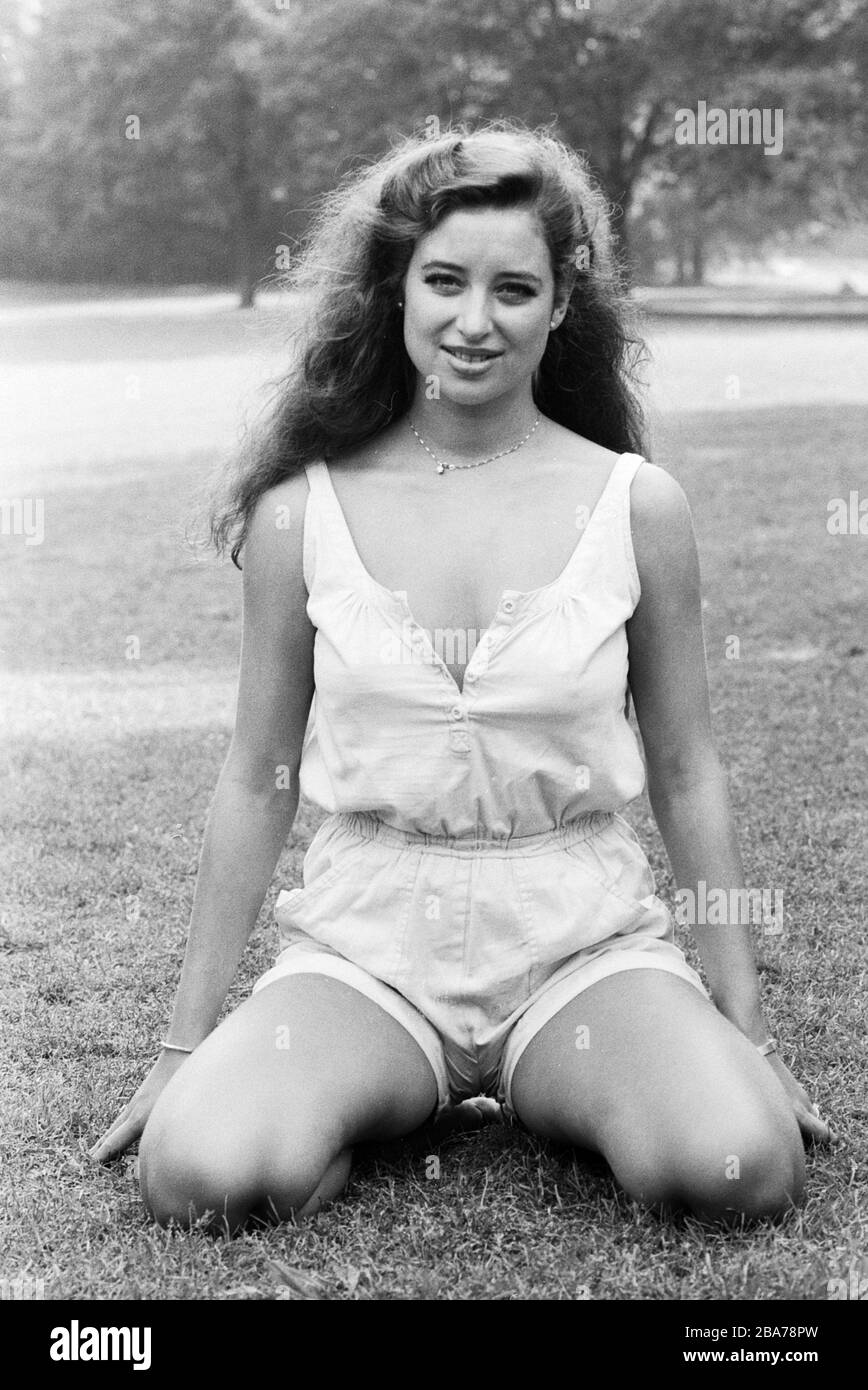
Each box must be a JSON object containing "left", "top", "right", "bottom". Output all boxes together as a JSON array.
[{"left": 427, "top": 1097, "right": 504, "bottom": 1139}]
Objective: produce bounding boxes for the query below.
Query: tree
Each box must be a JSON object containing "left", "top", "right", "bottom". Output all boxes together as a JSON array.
[
  {"left": 2, "top": 0, "right": 864, "bottom": 292},
  {"left": 640, "top": 1, "right": 868, "bottom": 281},
  {"left": 283, "top": 0, "right": 867, "bottom": 280},
  {"left": 1, "top": 0, "right": 299, "bottom": 301},
  {"left": 277, "top": 0, "right": 755, "bottom": 269}
]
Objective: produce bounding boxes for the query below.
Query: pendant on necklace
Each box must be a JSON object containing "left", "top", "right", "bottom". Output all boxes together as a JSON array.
[{"left": 436, "top": 462, "right": 445, "bottom": 474}]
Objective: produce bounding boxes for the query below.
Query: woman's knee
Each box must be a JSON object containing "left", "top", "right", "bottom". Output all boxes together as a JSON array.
[
  {"left": 139, "top": 1128, "right": 256, "bottom": 1232},
  {"left": 611, "top": 1111, "right": 805, "bottom": 1223},
  {"left": 138, "top": 1113, "right": 346, "bottom": 1233}
]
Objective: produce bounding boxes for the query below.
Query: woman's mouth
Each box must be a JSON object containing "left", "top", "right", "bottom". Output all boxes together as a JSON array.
[
  {"left": 441, "top": 346, "right": 503, "bottom": 374},
  {"left": 442, "top": 346, "right": 502, "bottom": 361}
]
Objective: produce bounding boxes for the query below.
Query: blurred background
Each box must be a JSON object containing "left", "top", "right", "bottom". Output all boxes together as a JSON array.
[
  {"left": 1, "top": 0, "right": 866, "bottom": 303},
  {"left": 1, "top": 0, "right": 867, "bottom": 483}
]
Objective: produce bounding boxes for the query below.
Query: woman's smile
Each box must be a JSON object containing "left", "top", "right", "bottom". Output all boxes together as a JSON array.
[{"left": 441, "top": 344, "right": 504, "bottom": 374}]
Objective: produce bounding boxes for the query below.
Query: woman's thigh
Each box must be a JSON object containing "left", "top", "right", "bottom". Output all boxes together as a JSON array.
[
  {"left": 509, "top": 969, "right": 805, "bottom": 1219},
  {"left": 139, "top": 972, "right": 439, "bottom": 1227}
]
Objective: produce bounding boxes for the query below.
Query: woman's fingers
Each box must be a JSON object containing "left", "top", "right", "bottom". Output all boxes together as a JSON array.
[
  {"left": 87, "top": 1110, "right": 130, "bottom": 1160},
  {"left": 796, "top": 1101, "right": 833, "bottom": 1147},
  {"left": 89, "top": 1110, "right": 144, "bottom": 1163},
  {"left": 88, "top": 1053, "right": 189, "bottom": 1163},
  {"left": 764, "top": 1056, "right": 835, "bottom": 1147}
]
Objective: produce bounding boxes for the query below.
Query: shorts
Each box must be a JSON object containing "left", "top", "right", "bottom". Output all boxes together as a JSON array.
[{"left": 251, "top": 809, "right": 707, "bottom": 1123}]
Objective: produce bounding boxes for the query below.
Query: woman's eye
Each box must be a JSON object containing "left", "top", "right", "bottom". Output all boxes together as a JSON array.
[
  {"left": 422, "top": 275, "right": 535, "bottom": 300},
  {"left": 498, "top": 283, "right": 535, "bottom": 300},
  {"left": 424, "top": 274, "right": 460, "bottom": 290}
]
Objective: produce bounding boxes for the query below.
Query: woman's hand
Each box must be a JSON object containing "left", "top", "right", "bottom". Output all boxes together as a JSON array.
[
  {"left": 762, "top": 1052, "right": 834, "bottom": 1147},
  {"left": 88, "top": 1049, "right": 191, "bottom": 1163}
]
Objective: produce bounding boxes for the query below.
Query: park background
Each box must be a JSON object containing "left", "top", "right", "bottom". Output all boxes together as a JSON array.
[{"left": 0, "top": 0, "right": 866, "bottom": 1301}]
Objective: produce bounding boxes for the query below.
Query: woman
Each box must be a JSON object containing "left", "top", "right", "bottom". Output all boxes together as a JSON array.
[{"left": 91, "top": 123, "right": 829, "bottom": 1232}]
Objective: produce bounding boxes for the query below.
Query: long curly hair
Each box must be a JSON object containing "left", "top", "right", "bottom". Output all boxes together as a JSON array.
[{"left": 207, "top": 119, "right": 648, "bottom": 567}]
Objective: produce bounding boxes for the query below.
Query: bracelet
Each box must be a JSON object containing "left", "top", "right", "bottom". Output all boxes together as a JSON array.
[
  {"left": 160, "top": 1039, "right": 194, "bottom": 1055},
  {"left": 756, "top": 1037, "right": 778, "bottom": 1057}
]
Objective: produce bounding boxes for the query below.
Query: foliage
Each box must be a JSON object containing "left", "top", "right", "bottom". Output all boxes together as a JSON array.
[{"left": 0, "top": 0, "right": 864, "bottom": 294}]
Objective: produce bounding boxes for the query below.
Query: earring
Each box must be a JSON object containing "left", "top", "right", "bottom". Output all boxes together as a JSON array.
[
  {"left": 397, "top": 299, "right": 404, "bottom": 309},
  {"left": 550, "top": 317, "right": 558, "bottom": 329}
]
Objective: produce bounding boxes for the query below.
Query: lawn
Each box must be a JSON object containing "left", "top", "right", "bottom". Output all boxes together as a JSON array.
[{"left": 0, "top": 304, "right": 866, "bottom": 1300}]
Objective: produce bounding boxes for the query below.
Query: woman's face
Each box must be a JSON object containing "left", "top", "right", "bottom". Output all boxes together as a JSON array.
[{"left": 401, "top": 205, "right": 565, "bottom": 406}]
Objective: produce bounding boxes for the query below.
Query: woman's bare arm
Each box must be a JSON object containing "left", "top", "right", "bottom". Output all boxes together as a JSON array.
[
  {"left": 164, "top": 470, "right": 315, "bottom": 1045},
  {"left": 625, "top": 462, "right": 829, "bottom": 1143},
  {"left": 625, "top": 464, "right": 760, "bottom": 1028},
  {"left": 90, "top": 470, "right": 314, "bottom": 1159}
]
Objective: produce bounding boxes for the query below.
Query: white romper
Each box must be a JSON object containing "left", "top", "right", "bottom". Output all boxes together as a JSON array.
[{"left": 252, "top": 452, "right": 707, "bottom": 1120}]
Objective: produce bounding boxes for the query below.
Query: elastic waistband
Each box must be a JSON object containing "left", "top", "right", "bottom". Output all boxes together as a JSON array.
[{"left": 333, "top": 810, "right": 616, "bottom": 857}]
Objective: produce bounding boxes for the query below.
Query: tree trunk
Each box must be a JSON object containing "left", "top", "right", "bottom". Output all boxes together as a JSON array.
[
  {"left": 237, "top": 267, "right": 257, "bottom": 308},
  {"left": 227, "top": 65, "right": 263, "bottom": 309},
  {"left": 674, "top": 231, "right": 687, "bottom": 286},
  {"left": 689, "top": 213, "right": 706, "bottom": 286}
]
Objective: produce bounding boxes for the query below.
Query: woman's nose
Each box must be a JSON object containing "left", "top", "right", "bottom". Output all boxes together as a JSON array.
[{"left": 454, "top": 293, "right": 492, "bottom": 338}]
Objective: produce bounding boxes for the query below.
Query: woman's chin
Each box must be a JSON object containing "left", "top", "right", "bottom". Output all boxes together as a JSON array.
[{"left": 416, "top": 370, "right": 528, "bottom": 409}]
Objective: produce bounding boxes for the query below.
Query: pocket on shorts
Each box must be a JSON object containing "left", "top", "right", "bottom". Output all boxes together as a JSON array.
[
  {"left": 274, "top": 867, "right": 346, "bottom": 928},
  {"left": 518, "top": 844, "right": 638, "bottom": 982},
  {"left": 274, "top": 832, "right": 420, "bottom": 986},
  {"left": 586, "top": 815, "right": 660, "bottom": 911},
  {"left": 274, "top": 819, "right": 365, "bottom": 940},
  {"left": 579, "top": 817, "right": 677, "bottom": 954}
]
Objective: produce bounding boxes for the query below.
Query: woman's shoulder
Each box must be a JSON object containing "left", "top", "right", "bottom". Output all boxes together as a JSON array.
[
  {"left": 251, "top": 467, "right": 312, "bottom": 522},
  {"left": 542, "top": 416, "right": 619, "bottom": 467},
  {"left": 627, "top": 459, "right": 698, "bottom": 591},
  {"left": 544, "top": 428, "right": 693, "bottom": 542},
  {"left": 629, "top": 457, "right": 692, "bottom": 527},
  {"left": 326, "top": 427, "right": 402, "bottom": 475},
  {"left": 243, "top": 469, "right": 313, "bottom": 574}
]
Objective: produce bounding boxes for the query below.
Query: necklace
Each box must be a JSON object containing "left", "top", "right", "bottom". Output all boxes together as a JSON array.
[{"left": 406, "top": 413, "right": 542, "bottom": 474}]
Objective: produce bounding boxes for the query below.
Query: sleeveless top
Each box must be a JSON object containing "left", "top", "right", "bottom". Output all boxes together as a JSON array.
[{"left": 297, "top": 453, "right": 648, "bottom": 840}]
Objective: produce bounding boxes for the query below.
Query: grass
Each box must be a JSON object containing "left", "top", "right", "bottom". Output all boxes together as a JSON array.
[{"left": 0, "top": 385, "right": 866, "bottom": 1300}]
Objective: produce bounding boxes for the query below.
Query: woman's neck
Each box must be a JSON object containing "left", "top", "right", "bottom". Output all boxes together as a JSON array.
[{"left": 406, "top": 385, "right": 539, "bottom": 462}]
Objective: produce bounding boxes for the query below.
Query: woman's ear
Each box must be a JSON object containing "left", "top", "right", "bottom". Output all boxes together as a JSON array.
[{"left": 549, "top": 283, "right": 573, "bottom": 331}]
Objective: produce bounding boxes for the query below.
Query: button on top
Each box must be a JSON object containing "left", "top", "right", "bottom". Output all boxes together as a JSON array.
[
  {"left": 450, "top": 704, "right": 463, "bottom": 720},
  {"left": 501, "top": 598, "right": 515, "bottom": 613},
  {"left": 465, "top": 670, "right": 477, "bottom": 683}
]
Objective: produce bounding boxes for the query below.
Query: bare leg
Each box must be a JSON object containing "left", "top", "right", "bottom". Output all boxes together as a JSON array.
[
  {"left": 139, "top": 973, "right": 438, "bottom": 1233},
  {"left": 510, "top": 970, "right": 804, "bottom": 1222}
]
